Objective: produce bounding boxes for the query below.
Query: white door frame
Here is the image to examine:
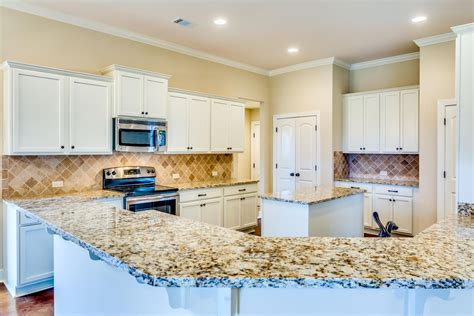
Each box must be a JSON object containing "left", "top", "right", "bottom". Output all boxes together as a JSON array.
[
  {"left": 250, "top": 121, "right": 260, "bottom": 180},
  {"left": 437, "top": 99, "right": 457, "bottom": 222},
  {"left": 272, "top": 111, "right": 321, "bottom": 191}
]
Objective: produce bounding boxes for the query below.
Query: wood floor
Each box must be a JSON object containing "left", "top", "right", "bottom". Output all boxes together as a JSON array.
[{"left": 0, "top": 284, "right": 54, "bottom": 316}]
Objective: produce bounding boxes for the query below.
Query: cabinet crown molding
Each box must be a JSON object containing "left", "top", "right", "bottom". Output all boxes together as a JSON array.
[
  {"left": 413, "top": 32, "right": 456, "bottom": 47},
  {"left": 343, "top": 85, "right": 419, "bottom": 98},
  {"left": 101, "top": 64, "right": 172, "bottom": 79},
  {"left": 2, "top": 61, "right": 113, "bottom": 82},
  {"left": 168, "top": 87, "right": 245, "bottom": 104},
  {"left": 451, "top": 22, "right": 474, "bottom": 34}
]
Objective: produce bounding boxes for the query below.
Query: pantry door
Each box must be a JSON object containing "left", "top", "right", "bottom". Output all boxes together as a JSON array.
[
  {"left": 275, "top": 118, "right": 296, "bottom": 192},
  {"left": 295, "top": 116, "right": 317, "bottom": 191}
]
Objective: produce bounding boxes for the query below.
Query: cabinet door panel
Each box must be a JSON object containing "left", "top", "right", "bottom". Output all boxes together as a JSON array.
[
  {"left": 224, "top": 196, "right": 241, "bottom": 229},
  {"left": 381, "top": 92, "right": 400, "bottom": 153},
  {"left": 117, "top": 72, "right": 143, "bottom": 117},
  {"left": 392, "top": 197, "right": 413, "bottom": 234},
  {"left": 19, "top": 225, "right": 54, "bottom": 285},
  {"left": 69, "top": 77, "right": 112, "bottom": 154},
  {"left": 400, "top": 89, "right": 419, "bottom": 153},
  {"left": 210, "top": 99, "right": 229, "bottom": 152},
  {"left": 180, "top": 201, "right": 201, "bottom": 222},
  {"left": 188, "top": 96, "right": 211, "bottom": 153},
  {"left": 295, "top": 116, "right": 317, "bottom": 190},
  {"left": 373, "top": 195, "right": 392, "bottom": 230},
  {"left": 13, "top": 69, "right": 65, "bottom": 153},
  {"left": 201, "top": 198, "right": 223, "bottom": 227},
  {"left": 144, "top": 76, "right": 167, "bottom": 119},
  {"left": 240, "top": 194, "right": 258, "bottom": 228},
  {"left": 275, "top": 119, "right": 296, "bottom": 192},
  {"left": 228, "top": 103, "right": 244, "bottom": 152},
  {"left": 167, "top": 93, "right": 189, "bottom": 152},
  {"left": 363, "top": 94, "right": 380, "bottom": 152},
  {"left": 363, "top": 193, "right": 373, "bottom": 228},
  {"left": 344, "top": 96, "right": 364, "bottom": 152}
]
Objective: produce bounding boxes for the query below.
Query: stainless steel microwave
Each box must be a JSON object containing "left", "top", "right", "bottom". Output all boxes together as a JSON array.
[{"left": 113, "top": 117, "right": 167, "bottom": 152}]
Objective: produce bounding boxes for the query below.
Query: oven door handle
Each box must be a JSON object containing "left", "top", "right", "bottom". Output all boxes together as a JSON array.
[{"left": 125, "top": 194, "right": 178, "bottom": 206}]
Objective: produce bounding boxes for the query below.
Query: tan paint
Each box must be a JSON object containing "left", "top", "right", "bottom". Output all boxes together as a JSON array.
[
  {"left": 416, "top": 41, "right": 455, "bottom": 234},
  {"left": 332, "top": 65, "right": 350, "bottom": 151},
  {"left": 349, "top": 59, "right": 420, "bottom": 93}
]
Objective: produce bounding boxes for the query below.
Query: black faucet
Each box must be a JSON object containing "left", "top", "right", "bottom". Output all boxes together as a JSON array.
[{"left": 372, "top": 212, "right": 399, "bottom": 237}]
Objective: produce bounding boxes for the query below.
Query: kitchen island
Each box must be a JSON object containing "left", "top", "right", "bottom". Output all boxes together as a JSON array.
[
  {"left": 4, "top": 194, "right": 474, "bottom": 316},
  {"left": 260, "top": 187, "right": 365, "bottom": 237}
]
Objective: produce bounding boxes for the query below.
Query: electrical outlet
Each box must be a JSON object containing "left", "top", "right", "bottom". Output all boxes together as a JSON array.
[
  {"left": 379, "top": 171, "right": 388, "bottom": 176},
  {"left": 172, "top": 173, "right": 180, "bottom": 180},
  {"left": 52, "top": 181, "right": 64, "bottom": 188},
  {"left": 211, "top": 171, "right": 218, "bottom": 177}
]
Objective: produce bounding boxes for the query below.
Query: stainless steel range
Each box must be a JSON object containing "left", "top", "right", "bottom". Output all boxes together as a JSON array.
[{"left": 103, "top": 166, "right": 179, "bottom": 215}]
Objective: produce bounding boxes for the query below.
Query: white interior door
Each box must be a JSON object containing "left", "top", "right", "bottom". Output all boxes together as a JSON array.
[
  {"left": 69, "top": 77, "right": 112, "bottom": 153},
  {"left": 381, "top": 91, "right": 400, "bottom": 153},
  {"left": 275, "top": 118, "right": 296, "bottom": 192},
  {"left": 295, "top": 116, "right": 317, "bottom": 191},
  {"left": 444, "top": 105, "right": 457, "bottom": 216},
  {"left": 251, "top": 121, "right": 261, "bottom": 180},
  {"left": 188, "top": 96, "right": 211, "bottom": 152},
  {"left": 143, "top": 75, "right": 167, "bottom": 119},
  {"left": 363, "top": 94, "right": 380, "bottom": 152},
  {"left": 167, "top": 93, "right": 189, "bottom": 152},
  {"left": 344, "top": 96, "right": 364, "bottom": 152},
  {"left": 400, "top": 89, "right": 419, "bottom": 153}
]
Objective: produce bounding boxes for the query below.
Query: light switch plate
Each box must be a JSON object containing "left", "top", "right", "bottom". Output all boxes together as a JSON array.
[
  {"left": 379, "top": 171, "right": 388, "bottom": 176},
  {"left": 211, "top": 171, "right": 218, "bottom": 177},
  {"left": 172, "top": 173, "right": 180, "bottom": 180},
  {"left": 52, "top": 181, "right": 64, "bottom": 188}
]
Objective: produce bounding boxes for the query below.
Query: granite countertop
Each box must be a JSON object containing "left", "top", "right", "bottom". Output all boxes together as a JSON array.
[
  {"left": 335, "top": 177, "right": 419, "bottom": 188},
  {"left": 3, "top": 189, "right": 125, "bottom": 202},
  {"left": 166, "top": 178, "right": 259, "bottom": 191},
  {"left": 6, "top": 191, "right": 473, "bottom": 290},
  {"left": 260, "top": 187, "right": 365, "bottom": 205}
]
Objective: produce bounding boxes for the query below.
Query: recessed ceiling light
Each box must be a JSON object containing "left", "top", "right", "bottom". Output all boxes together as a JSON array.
[
  {"left": 412, "top": 16, "right": 427, "bottom": 23},
  {"left": 214, "top": 18, "right": 227, "bottom": 25},
  {"left": 287, "top": 47, "right": 299, "bottom": 54}
]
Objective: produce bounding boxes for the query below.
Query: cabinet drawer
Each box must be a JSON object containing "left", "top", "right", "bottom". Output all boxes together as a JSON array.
[
  {"left": 179, "top": 188, "right": 223, "bottom": 203},
  {"left": 224, "top": 184, "right": 258, "bottom": 196},
  {"left": 19, "top": 211, "right": 40, "bottom": 226},
  {"left": 335, "top": 181, "right": 373, "bottom": 193},
  {"left": 374, "top": 185, "right": 413, "bottom": 197}
]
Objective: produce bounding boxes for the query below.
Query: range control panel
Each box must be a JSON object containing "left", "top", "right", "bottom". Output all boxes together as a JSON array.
[{"left": 103, "top": 166, "right": 156, "bottom": 180}]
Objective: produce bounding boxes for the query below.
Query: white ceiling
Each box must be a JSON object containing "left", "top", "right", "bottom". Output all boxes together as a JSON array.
[{"left": 8, "top": 0, "right": 474, "bottom": 71}]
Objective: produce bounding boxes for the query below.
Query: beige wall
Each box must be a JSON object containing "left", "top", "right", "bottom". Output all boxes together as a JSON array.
[
  {"left": 416, "top": 41, "right": 456, "bottom": 233},
  {"left": 235, "top": 108, "right": 261, "bottom": 179},
  {"left": 332, "top": 65, "right": 350, "bottom": 151},
  {"left": 269, "top": 65, "right": 334, "bottom": 186},
  {"left": 349, "top": 59, "right": 420, "bottom": 93}
]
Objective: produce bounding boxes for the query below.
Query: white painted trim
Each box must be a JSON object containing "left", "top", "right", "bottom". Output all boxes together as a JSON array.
[
  {"left": 342, "top": 85, "right": 419, "bottom": 97},
  {"left": 0, "top": 1, "right": 269, "bottom": 76},
  {"left": 250, "top": 121, "right": 260, "bottom": 181},
  {"left": 269, "top": 57, "right": 338, "bottom": 77},
  {"left": 101, "top": 64, "right": 171, "bottom": 79},
  {"left": 168, "top": 87, "right": 244, "bottom": 104},
  {"left": 350, "top": 52, "right": 420, "bottom": 70},
  {"left": 451, "top": 22, "right": 474, "bottom": 34},
  {"left": 272, "top": 111, "right": 321, "bottom": 191},
  {"left": 413, "top": 32, "right": 457, "bottom": 47},
  {"left": 0, "top": 269, "right": 4, "bottom": 282},
  {"left": 437, "top": 99, "right": 457, "bottom": 222}
]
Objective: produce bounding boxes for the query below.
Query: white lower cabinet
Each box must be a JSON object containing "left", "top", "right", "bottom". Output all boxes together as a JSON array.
[
  {"left": 180, "top": 198, "right": 223, "bottom": 226},
  {"left": 223, "top": 196, "right": 241, "bottom": 229}
]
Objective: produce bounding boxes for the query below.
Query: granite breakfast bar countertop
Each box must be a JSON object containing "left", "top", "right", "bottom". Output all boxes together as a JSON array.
[
  {"left": 335, "top": 177, "right": 419, "bottom": 188},
  {"left": 4, "top": 191, "right": 473, "bottom": 290},
  {"left": 164, "top": 178, "right": 258, "bottom": 191},
  {"left": 260, "top": 187, "right": 365, "bottom": 205}
]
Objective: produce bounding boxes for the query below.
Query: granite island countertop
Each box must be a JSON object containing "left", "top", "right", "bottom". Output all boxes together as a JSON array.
[
  {"left": 164, "top": 178, "right": 258, "bottom": 191},
  {"left": 335, "top": 177, "right": 419, "bottom": 188},
  {"left": 260, "top": 186, "right": 365, "bottom": 205},
  {"left": 4, "top": 192, "right": 473, "bottom": 290}
]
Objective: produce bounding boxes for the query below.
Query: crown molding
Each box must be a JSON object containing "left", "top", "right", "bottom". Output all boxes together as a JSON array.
[
  {"left": 101, "top": 64, "right": 172, "bottom": 79},
  {"left": 350, "top": 52, "right": 420, "bottom": 70},
  {"left": 413, "top": 32, "right": 457, "bottom": 47},
  {"left": 451, "top": 22, "right": 474, "bottom": 34},
  {"left": 1, "top": 1, "right": 270, "bottom": 76},
  {"left": 269, "top": 57, "right": 347, "bottom": 77}
]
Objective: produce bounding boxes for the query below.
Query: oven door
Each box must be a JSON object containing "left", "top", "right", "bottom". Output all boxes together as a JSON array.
[
  {"left": 125, "top": 194, "right": 179, "bottom": 215},
  {"left": 116, "top": 123, "right": 158, "bottom": 153}
]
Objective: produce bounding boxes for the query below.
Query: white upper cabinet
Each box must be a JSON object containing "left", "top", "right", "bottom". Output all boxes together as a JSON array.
[
  {"left": 102, "top": 65, "right": 170, "bottom": 119},
  {"left": 3, "top": 61, "right": 113, "bottom": 155},
  {"left": 343, "top": 86, "right": 419, "bottom": 154},
  {"left": 228, "top": 103, "right": 245, "bottom": 152},
  {"left": 210, "top": 99, "right": 245, "bottom": 153},
  {"left": 167, "top": 92, "right": 189, "bottom": 152},
  {"left": 188, "top": 96, "right": 211, "bottom": 152}
]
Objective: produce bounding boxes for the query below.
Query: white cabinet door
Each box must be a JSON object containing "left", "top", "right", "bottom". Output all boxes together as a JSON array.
[
  {"left": 381, "top": 91, "right": 400, "bottom": 153},
  {"left": 210, "top": 99, "right": 229, "bottom": 152},
  {"left": 228, "top": 103, "right": 244, "bottom": 152},
  {"left": 392, "top": 197, "right": 413, "bottom": 234},
  {"left": 400, "top": 89, "right": 419, "bottom": 153},
  {"left": 19, "top": 224, "right": 54, "bottom": 285},
  {"left": 224, "top": 196, "right": 241, "bottom": 230},
  {"left": 363, "top": 94, "right": 380, "bottom": 152},
  {"left": 188, "top": 96, "right": 211, "bottom": 153},
  {"left": 240, "top": 194, "right": 258, "bottom": 229},
  {"left": 344, "top": 96, "right": 364, "bottom": 152},
  {"left": 180, "top": 201, "right": 201, "bottom": 222},
  {"left": 295, "top": 116, "right": 317, "bottom": 191},
  {"left": 373, "top": 194, "right": 392, "bottom": 230},
  {"left": 116, "top": 71, "right": 143, "bottom": 117},
  {"left": 275, "top": 119, "right": 296, "bottom": 192},
  {"left": 363, "top": 193, "right": 373, "bottom": 228},
  {"left": 143, "top": 75, "right": 167, "bottom": 119},
  {"left": 201, "top": 198, "right": 223, "bottom": 227},
  {"left": 69, "top": 77, "right": 112, "bottom": 154},
  {"left": 167, "top": 93, "right": 189, "bottom": 152},
  {"left": 12, "top": 69, "right": 65, "bottom": 154}
]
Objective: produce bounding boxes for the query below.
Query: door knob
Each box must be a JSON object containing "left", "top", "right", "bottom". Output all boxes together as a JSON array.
[
  {"left": 295, "top": 173, "right": 300, "bottom": 177},
  {"left": 290, "top": 172, "right": 295, "bottom": 176}
]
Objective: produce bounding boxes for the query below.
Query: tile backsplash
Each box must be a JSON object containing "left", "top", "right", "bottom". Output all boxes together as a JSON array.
[
  {"left": 2, "top": 153, "right": 232, "bottom": 198},
  {"left": 334, "top": 151, "right": 419, "bottom": 182}
]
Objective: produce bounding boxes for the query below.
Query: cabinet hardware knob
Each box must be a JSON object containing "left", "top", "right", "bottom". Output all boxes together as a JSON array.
[
  {"left": 360, "top": 147, "right": 362, "bottom": 150},
  {"left": 61, "top": 146, "right": 65, "bottom": 149},
  {"left": 295, "top": 173, "right": 300, "bottom": 177},
  {"left": 290, "top": 172, "right": 295, "bottom": 176},
  {"left": 198, "top": 194, "right": 207, "bottom": 197},
  {"left": 238, "top": 188, "right": 246, "bottom": 192},
  {"left": 141, "top": 111, "right": 145, "bottom": 114},
  {"left": 400, "top": 147, "right": 403, "bottom": 150},
  {"left": 145, "top": 112, "right": 148, "bottom": 115},
  {"left": 71, "top": 146, "right": 75, "bottom": 149},
  {"left": 388, "top": 190, "right": 398, "bottom": 193},
  {"left": 202, "top": 203, "right": 206, "bottom": 207}
]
